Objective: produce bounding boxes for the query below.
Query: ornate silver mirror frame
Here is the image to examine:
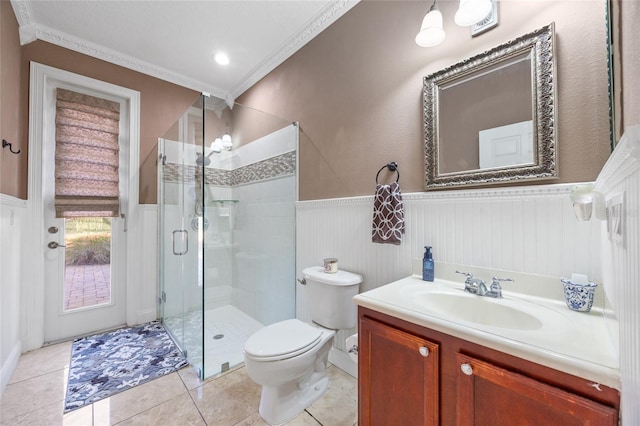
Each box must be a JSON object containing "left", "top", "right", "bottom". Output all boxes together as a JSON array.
[{"left": 423, "top": 23, "right": 557, "bottom": 189}]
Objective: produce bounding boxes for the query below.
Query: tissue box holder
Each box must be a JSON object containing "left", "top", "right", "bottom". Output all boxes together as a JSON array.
[{"left": 561, "top": 278, "right": 597, "bottom": 312}]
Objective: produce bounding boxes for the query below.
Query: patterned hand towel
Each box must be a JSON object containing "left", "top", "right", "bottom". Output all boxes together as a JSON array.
[{"left": 372, "top": 181, "right": 405, "bottom": 245}]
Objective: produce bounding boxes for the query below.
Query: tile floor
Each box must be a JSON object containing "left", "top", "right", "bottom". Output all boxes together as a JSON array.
[{"left": 0, "top": 341, "right": 358, "bottom": 426}]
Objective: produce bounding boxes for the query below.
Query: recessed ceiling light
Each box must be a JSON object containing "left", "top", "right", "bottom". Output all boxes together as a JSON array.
[{"left": 214, "top": 52, "right": 230, "bottom": 66}]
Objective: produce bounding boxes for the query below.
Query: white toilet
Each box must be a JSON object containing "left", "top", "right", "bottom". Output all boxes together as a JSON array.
[{"left": 243, "top": 266, "right": 362, "bottom": 425}]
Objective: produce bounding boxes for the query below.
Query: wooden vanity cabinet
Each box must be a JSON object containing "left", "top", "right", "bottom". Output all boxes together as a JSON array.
[
  {"left": 359, "top": 316, "right": 440, "bottom": 425},
  {"left": 358, "top": 307, "right": 620, "bottom": 426}
]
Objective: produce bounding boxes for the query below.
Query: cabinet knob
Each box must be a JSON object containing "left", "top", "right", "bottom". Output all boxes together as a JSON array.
[
  {"left": 460, "top": 363, "right": 473, "bottom": 376},
  {"left": 419, "top": 346, "right": 430, "bottom": 357}
]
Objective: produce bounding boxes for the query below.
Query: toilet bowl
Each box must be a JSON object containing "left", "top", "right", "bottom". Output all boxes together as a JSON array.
[
  {"left": 244, "top": 319, "right": 335, "bottom": 425},
  {"left": 243, "top": 266, "right": 362, "bottom": 425}
]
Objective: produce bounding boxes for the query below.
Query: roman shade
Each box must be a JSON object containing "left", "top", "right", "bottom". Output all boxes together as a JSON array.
[{"left": 55, "top": 88, "right": 121, "bottom": 218}]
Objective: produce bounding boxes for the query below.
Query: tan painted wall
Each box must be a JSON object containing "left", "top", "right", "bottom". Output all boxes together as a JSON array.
[
  {"left": 0, "top": 1, "right": 25, "bottom": 198},
  {"left": 0, "top": 1, "right": 616, "bottom": 202},
  {"left": 20, "top": 41, "right": 200, "bottom": 203},
  {"left": 1, "top": 3, "right": 200, "bottom": 202},
  {"left": 237, "top": 0, "right": 612, "bottom": 200}
]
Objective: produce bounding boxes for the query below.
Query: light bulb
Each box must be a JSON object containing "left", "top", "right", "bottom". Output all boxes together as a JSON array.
[
  {"left": 210, "top": 139, "right": 222, "bottom": 154},
  {"left": 415, "top": 5, "right": 446, "bottom": 47},
  {"left": 454, "top": 0, "right": 492, "bottom": 27}
]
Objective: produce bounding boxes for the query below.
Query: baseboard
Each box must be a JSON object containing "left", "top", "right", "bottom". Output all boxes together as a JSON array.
[
  {"left": 136, "top": 309, "right": 157, "bottom": 325},
  {"left": 329, "top": 347, "right": 357, "bottom": 379},
  {"left": 0, "top": 341, "right": 22, "bottom": 395}
]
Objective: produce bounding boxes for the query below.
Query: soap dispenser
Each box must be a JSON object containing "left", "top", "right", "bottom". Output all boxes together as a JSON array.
[{"left": 423, "top": 246, "right": 434, "bottom": 281}]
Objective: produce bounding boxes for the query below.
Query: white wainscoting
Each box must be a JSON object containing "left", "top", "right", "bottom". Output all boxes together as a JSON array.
[
  {"left": 296, "top": 183, "right": 602, "bottom": 373},
  {"left": 130, "top": 204, "right": 158, "bottom": 325},
  {"left": 0, "top": 195, "right": 28, "bottom": 395},
  {"left": 595, "top": 126, "right": 640, "bottom": 424}
]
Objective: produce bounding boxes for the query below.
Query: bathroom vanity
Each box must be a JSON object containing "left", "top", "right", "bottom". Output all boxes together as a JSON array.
[{"left": 354, "top": 275, "right": 620, "bottom": 425}]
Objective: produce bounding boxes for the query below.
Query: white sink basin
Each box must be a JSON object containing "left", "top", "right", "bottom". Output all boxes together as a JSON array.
[
  {"left": 353, "top": 276, "right": 620, "bottom": 390},
  {"left": 410, "top": 290, "right": 543, "bottom": 330}
]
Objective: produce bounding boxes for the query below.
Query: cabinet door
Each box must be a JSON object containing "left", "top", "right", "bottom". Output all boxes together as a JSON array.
[
  {"left": 456, "top": 353, "right": 618, "bottom": 425},
  {"left": 359, "top": 317, "right": 439, "bottom": 426}
]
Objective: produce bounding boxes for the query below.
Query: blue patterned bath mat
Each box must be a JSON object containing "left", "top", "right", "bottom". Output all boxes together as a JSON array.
[{"left": 64, "top": 321, "right": 188, "bottom": 412}]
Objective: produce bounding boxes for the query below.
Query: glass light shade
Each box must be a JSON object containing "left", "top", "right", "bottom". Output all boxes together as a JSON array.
[
  {"left": 221, "top": 133, "right": 232, "bottom": 150},
  {"left": 415, "top": 6, "right": 445, "bottom": 48},
  {"left": 210, "top": 138, "right": 222, "bottom": 153},
  {"left": 454, "top": 0, "right": 492, "bottom": 26}
]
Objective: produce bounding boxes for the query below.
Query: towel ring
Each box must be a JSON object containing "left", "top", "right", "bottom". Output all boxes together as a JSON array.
[{"left": 375, "top": 162, "right": 399, "bottom": 184}]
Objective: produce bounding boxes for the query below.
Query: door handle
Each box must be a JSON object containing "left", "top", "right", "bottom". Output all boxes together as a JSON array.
[
  {"left": 172, "top": 229, "right": 188, "bottom": 255},
  {"left": 48, "top": 241, "right": 66, "bottom": 249}
]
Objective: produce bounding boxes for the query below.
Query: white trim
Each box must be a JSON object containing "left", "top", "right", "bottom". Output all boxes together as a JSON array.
[
  {"left": 296, "top": 182, "right": 588, "bottom": 208},
  {"left": 0, "top": 194, "right": 28, "bottom": 208},
  {"left": 25, "top": 62, "right": 140, "bottom": 350},
  {"left": 228, "top": 0, "right": 360, "bottom": 99},
  {"left": 0, "top": 341, "right": 22, "bottom": 395},
  {"left": 10, "top": 0, "right": 359, "bottom": 100},
  {"left": 594, "top": 125, "right": 640, "bottom": 194}
]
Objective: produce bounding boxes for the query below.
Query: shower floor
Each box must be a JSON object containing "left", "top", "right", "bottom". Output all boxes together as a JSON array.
[
  {"left": 204, "top": 305, "right": 264, "bottom": 376},
  {"left": 164, "top": 305, "right": 264, "bottom": 378}
]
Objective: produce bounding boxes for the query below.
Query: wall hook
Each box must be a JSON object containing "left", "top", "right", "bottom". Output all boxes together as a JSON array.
[{"left": 2, "top": 139, "right": 21, "bottom": 155}]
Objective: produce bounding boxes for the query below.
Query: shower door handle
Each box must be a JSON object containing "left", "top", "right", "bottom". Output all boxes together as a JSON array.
[{"left": 172, "top": 229, "right": 188, "bottom": 255}]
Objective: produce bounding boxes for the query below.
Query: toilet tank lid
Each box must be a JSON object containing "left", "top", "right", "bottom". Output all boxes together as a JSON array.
[{"left": 302, "top": 266, "right": 363, "bottom": 286}]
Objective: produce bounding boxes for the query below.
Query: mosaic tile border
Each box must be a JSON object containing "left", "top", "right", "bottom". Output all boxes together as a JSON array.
[{"left": 161, "top": 150, "right": 296, "bottom": 187}]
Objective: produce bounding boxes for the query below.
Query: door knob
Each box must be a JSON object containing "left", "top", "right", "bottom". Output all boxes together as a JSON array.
[
  {"left": 460, "top": 363, "right": 474, "bottom": 376},
  {"left": 48, "top": 241, "right": 66, "bottom": 249},
  {"left": 419, "top": 346, "right": 430, "bottom": 357}
]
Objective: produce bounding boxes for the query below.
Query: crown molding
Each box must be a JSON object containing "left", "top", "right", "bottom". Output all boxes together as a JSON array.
[
  {"left": 22, "top": 23, "right": 228, "bottom": 98},
  {"left": 228, "top": 0, "right": 360, "bottom": 99},
  {"left": 10, "top": 0, "right": 359, "bottom": 101}
]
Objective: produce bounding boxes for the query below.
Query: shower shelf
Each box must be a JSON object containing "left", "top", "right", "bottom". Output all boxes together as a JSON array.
[{"left": 209, "top": 199, "right": 238, "bottom": 205}]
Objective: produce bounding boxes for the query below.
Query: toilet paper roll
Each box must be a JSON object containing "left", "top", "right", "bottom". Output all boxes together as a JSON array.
[{"left": 346, "top": 333, "right": 358, "bottom": 363}]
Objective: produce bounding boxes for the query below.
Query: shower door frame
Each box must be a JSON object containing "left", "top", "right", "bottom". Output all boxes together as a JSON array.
[{"left": 157, "top": 99, "right": 206, "bottom": 377}]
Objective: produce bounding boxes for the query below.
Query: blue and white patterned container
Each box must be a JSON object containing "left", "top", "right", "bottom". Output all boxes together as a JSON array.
[{"left": 561, "top": 278, "right": 598, "bottom": 312}]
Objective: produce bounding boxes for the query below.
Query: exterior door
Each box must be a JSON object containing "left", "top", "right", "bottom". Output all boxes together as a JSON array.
[{"left": 42, "top": 82, "right": 128, "bottom": 342}]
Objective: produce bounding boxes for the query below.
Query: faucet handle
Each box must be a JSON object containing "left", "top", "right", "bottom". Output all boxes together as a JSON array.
[
  {"left": 490, "top": 277, "right": 514, "bottom": 293},
  {"left": 456, "top": 270, "right": 473, "bottom": 281}
]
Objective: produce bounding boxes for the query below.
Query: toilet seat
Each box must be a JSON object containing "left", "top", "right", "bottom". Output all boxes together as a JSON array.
[{"left": 244, "top": 319, "right": 323, "bottom": 362}]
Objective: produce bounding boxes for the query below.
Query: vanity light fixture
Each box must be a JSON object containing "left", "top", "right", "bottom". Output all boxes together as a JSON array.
[
  {"left": 455, "top": 0, "right": 493, "bottom": 27},
  {"left": 210, "top": 132, "right": 232, "bottom": 153},
  {"left": 415, "top": 0, "right": 495, "bottom": 48},
  {"left": 415, "top": 0, "right": 446, "bottom": 47}
]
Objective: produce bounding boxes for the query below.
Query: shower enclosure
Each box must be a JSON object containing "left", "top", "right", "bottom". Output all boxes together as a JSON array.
[{"left": 158, "top": 94, "right": 297, "bottom": 379}]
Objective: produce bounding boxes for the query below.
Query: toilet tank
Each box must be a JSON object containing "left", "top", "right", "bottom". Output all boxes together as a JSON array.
[{"left": 302, "top": 266, "right": 362, "bottom": 329}]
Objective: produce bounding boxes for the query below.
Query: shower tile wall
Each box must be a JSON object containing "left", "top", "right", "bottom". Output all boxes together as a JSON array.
[{"left": 205, "top": 124, "right": 297, "bottom": 325}]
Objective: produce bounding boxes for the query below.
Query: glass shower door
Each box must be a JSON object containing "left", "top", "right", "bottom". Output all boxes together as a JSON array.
[{"left": 158, "top": 96, "right": 205, "bottom": 376}]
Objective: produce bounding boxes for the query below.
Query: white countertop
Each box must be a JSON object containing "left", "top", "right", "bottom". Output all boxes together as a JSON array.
[{"left": 353, "top": 275, "right": 621, "bottom": 390}]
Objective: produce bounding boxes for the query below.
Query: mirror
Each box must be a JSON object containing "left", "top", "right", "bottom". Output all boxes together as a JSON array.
[{"left": 424, "top": 23, "right": 557, "bottom": 189}]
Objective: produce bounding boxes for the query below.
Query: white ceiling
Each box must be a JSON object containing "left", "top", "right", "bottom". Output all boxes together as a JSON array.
[{"left": 10, "top": 0, "right": 358, "bottom": 102}]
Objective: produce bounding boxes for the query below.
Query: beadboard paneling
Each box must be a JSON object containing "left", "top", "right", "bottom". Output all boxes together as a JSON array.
[
  {"left": 296, "top": 183, "right": 602, "bottom": 352},
  {"left": 0, "top": 195, "right": 27, "bottom": 394},
  {"left": 595, "top": 126, "right": 640, "bottom": 424}
]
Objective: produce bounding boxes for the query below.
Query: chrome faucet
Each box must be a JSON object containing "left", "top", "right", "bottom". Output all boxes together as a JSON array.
[
  {"left": 456, "top": 271, "right": 513, "bottom": 299},
  {"left": 487, "top": 277, "right": 514, "bottom": 298}
]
